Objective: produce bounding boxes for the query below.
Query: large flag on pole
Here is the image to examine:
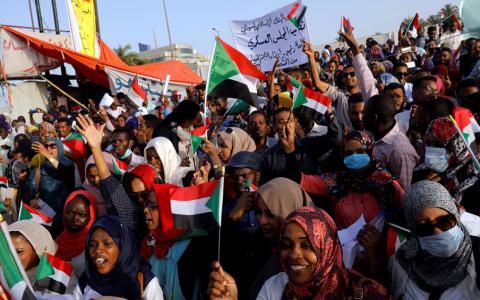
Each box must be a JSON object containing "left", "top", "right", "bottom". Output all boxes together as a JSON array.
[
  {"left": 66, "top": 0, "right": 99, "bottom": 57},
  {"left": 206, "top": 37, "right": 268, "bottom": 108},
  {"left": 0, "top": 220, "right": 36, "bottom": 299}
]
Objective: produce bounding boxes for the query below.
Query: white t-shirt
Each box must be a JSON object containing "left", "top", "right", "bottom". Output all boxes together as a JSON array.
[
  {"left": 73, "top": 277, "right": 164, "bottom": 300},
  {"left": 256, "top": 272, "right": 288, "bottom": 300}
]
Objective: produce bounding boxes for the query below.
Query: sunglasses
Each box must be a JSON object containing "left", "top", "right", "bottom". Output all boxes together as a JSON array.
[
  {"left": 342, "top": 72, "right": 356, "bottom": 78},
  {"left": 128, "top": 191, "right": 149, "bottom": 204},
  {"left": 44, "top": 143, "right": 57, "bottom": 149},
  {"left": 414, "top": 214, "right": 457, "bottom": 237},
  {"left": 396, "top": 72, "right": 409, "bottom": 77},
  {"left": 143, "top": 199, "right": 158, "bottom": 210}
]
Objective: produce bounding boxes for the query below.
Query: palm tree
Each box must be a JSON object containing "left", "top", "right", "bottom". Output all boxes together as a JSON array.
[
  {"left": 439, "top": 4, "right": 459, "bottom": 18},
  {"left": 426, "top": 14, "right": 442, "bottom": 26},
  {"left": 114, "top": 44, "right": 150, "bottom": 66}
]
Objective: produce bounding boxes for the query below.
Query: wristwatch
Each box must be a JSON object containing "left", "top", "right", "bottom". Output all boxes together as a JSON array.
[{"left": 48, "top": 157, "right": 56, "bottom": 164}]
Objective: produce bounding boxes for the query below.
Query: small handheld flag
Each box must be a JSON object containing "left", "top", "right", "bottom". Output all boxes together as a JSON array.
[
  {"left": 35, "top": 253, "right": 73, "bottom": 294},
  {"left": 127, "top": 76, "right": 148, "bottom": 108},
  {"left": 18, "top": 202, "right": 53, "bottom": 226},
  {"left": 287, "top": 2, "right": 307, "bottom": 30}
]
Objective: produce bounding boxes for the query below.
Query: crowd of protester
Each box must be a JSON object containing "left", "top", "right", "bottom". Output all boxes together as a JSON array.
[{"left": 0, "top": 16, "right": 480, "bottom": 300}]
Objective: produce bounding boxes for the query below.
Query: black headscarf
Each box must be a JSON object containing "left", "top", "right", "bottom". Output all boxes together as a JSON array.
[{"left": 80, "top": 216, "right": 155, "bottom": 299}]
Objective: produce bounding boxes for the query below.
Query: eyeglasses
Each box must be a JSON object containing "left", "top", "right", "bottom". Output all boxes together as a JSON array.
[
  {"left": 396, "top": 72, "right": 409, "bottom": 78},
  {"left": 420, "top": 86, "right": 439, "bottom": 94},
  {"left": 414, "top": 214, "right": 457, "bottom": 237},
  {"left": 342, "top": 72, "right": 356, "bottom": 78},
  {"left": 44, "top": 143, "right": 57, "bottom": 149}
]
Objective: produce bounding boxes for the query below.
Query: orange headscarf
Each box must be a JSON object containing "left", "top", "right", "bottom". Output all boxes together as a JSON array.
[{"left": 56, "top": 190, "right": 97, "bottom": 261}]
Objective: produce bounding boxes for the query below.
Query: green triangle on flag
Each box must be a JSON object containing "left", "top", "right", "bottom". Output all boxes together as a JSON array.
[
  {"left": 225, "top": 98, "right": 251, "bottom": 115},
  {"left": 35, "top": 252, "right": 54, "bottom": 281},
  {"left": 207, "top": 38, "right": 240, "bottom": 95},
  {"left": 205, "top": 177, "right": 224, "bottom": 224},
  {"left": 18, "top": 202, "right": 33, "bottom": 221},
  {"left": 291, "top": 87, "right": 308, "bottom": 111},
  {"left": 191, "top": 134, "right": 203, "bottom": 153}
]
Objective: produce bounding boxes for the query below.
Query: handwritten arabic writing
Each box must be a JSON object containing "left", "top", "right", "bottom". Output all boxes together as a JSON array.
[
  {"left": 230, "top": 1, "right": 310, "bottom": 71},
  {"left": 71, "top": 0, "right": 97, "bottom": 57},
  {"left": 1, "top": 29, "right": 62, "bottom": 76}
]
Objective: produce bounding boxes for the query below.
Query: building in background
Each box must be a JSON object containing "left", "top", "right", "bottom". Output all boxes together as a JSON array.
[
  {"left": 314, "top": 32, "right": 397, "bottom": 52},
  {"left": 138, "top": 43, "right": 209, "bottom": 79}
]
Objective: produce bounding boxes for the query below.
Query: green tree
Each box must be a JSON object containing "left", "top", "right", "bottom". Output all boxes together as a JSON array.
[
  {"left": 114, "top": 44, "right": 150, "bottom": 66},
  {"left": 426, "top": 14, "right": 442, "bottom": 26},
  {"left": 439, "top": 4, "right": 459, "bottom": 18}
]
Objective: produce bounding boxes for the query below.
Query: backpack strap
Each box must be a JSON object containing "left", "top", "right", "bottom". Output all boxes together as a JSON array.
[{"left": 138, "top": 272, "right": 144, "bottom": 300}]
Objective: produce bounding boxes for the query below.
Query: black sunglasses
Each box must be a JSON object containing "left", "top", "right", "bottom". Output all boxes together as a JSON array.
[
  {"left": 396, "top": 72, "right": 409, "bottom": 77},
  {"left": 342, "top": 71, "right": 356, "bottom": 78},
  {"left": 143, "top": 199, "right": 158, "bottom": 210},
  {"left": 44, "top": 143, "right": 57, "bottom": 149},
  {"left": 414, "top": 214, "right": 457, "bottom": 237},
  {"left": 127, "top": 191, "right": 149, "bottom": 204}
]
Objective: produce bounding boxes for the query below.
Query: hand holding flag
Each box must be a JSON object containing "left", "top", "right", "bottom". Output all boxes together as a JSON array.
[{"left": 338, "top": 17, "right": 359, "bottom": 53}]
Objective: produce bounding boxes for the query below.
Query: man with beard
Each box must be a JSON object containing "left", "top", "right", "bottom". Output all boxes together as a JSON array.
[
  {"left": 247, "top": 111, "right": 277, "bottom": 155},
  {"left": 347, "top": 93, "right": 365, "bottom": 132}
]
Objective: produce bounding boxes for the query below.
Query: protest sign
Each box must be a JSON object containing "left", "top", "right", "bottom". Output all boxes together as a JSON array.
[
  {"left": 105, "top": 67, "right": 187, "bottom": 102},
  {"left": 230, "top": 1, "right": 310, "bottom": 71}
]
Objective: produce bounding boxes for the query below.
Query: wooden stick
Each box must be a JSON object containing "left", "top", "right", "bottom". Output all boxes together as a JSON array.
[{"left": 37, "top": 74, "right": 88, "bottom": 110}]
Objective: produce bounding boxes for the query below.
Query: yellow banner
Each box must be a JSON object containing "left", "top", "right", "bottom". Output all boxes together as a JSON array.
[{"left": 72, "top": 0, "right": 97, "bottom": 57}]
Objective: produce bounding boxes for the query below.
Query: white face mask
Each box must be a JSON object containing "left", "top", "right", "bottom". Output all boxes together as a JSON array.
[
  {"left": 424, "top": 146, "right": 449, "bottom": 173},
  {"left": 419, "top": 225, "right": 464, "bottom": 257}
]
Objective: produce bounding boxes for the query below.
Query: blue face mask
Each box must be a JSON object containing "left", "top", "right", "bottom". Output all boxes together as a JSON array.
[
  {"left": 343, "top": 153, "right": 371, "bottom": 170},
  {"left": 419, "top": 225, "right": 464, "bottom": 257},
  {"left": 424, "top": 146, "right": 449, "bottom": 173}
]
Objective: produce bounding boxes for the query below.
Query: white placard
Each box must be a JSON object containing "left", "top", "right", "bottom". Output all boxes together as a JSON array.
[{"left": 230, "top": 1, "right": 310, "bottom": 71}]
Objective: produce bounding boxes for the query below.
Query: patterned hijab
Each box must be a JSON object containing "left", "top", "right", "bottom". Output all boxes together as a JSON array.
[
  {"left": 280, "top": 207, "right": 349, "bottom": 299},
  {"left": 217, "top": 127, "right": 256, "bottom": 160},
  {"left": 396, "top": 181, "right": 472, "bottom": 294}
]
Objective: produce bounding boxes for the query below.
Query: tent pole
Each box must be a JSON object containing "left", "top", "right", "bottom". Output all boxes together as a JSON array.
[{"left": 38, "top": 74, "right": 87, "bottom": 110}]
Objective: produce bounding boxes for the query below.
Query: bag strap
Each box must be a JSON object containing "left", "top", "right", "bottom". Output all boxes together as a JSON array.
[{"left": 138, "top": 272, "right": 144, "bottom": 300}]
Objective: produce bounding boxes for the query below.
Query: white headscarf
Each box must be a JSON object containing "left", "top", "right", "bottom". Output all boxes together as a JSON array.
[{"left": 144, "top": 137, "right": 192, "bottom": 186}]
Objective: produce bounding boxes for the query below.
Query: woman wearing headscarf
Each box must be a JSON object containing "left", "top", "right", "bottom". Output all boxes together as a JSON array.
[
  {"left": 56, "top": 190, "right": 97, "bottom": 291},
  {"left": 415, "top": 116, "right": 480, "bottom": 202},
  {"left": 74, "top": 215, "right": 164, "bottom": 299},
  {"left": 391, "top": 180, "right": 480, "bottom": 299},
  {"left": 153, "top": 100, "right": 202, "bottom": 164},
  {"left": 20, "top": 138, "right": 75, "bottom": 238},
  {"left": 76, "top": 114, "right": 159, "bottom": 240},
  {"left": 209, "top": 207, "right": 389, "bottom": 300},
  {"left": 283, "top": 131, "right": 404, "bottom": 279},
  {"left": 217, "top": 127, "right": 256, "bottom": 164},
  {"left": 226, "top": 177, "right": 314, "bottom": 299},
  {"left": 140, "top": 184, "right": 210, "bottom": 300},
  {"left": 39, "top": 121, "right": 56, "bottom": 142},
  {"left": 8, "top": 220, "right": 57, "bottom": 288},
  {"left": 144, "top": 137, "right": 193, "bottom": 187},
  {"left": 83, "top": 153, "right": 117, "bottom": 217}
]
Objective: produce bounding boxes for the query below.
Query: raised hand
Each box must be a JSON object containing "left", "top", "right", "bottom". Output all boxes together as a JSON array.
[
  {"left": 303, "top": 40, "right": 315, "bottom": 57},
  {"left": 75, "top": 114, "right": 105, "bottom": 150},
  {"left": 338, "top": 18, "right": 359, "bottom": 54}
]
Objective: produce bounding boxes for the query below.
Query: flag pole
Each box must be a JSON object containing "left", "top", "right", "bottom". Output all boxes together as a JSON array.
[
  {"left": 38, "top": 74, "right": 88, "bottom": 110},
  {"left": 217, "top": 166, "right": 225, "bottom": 262},
  {"left": 204, "top": 36, "right": 217, "bottom": 126},
  {"left": 449, "top": 115, "right": 480, "bottom": 173}
]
